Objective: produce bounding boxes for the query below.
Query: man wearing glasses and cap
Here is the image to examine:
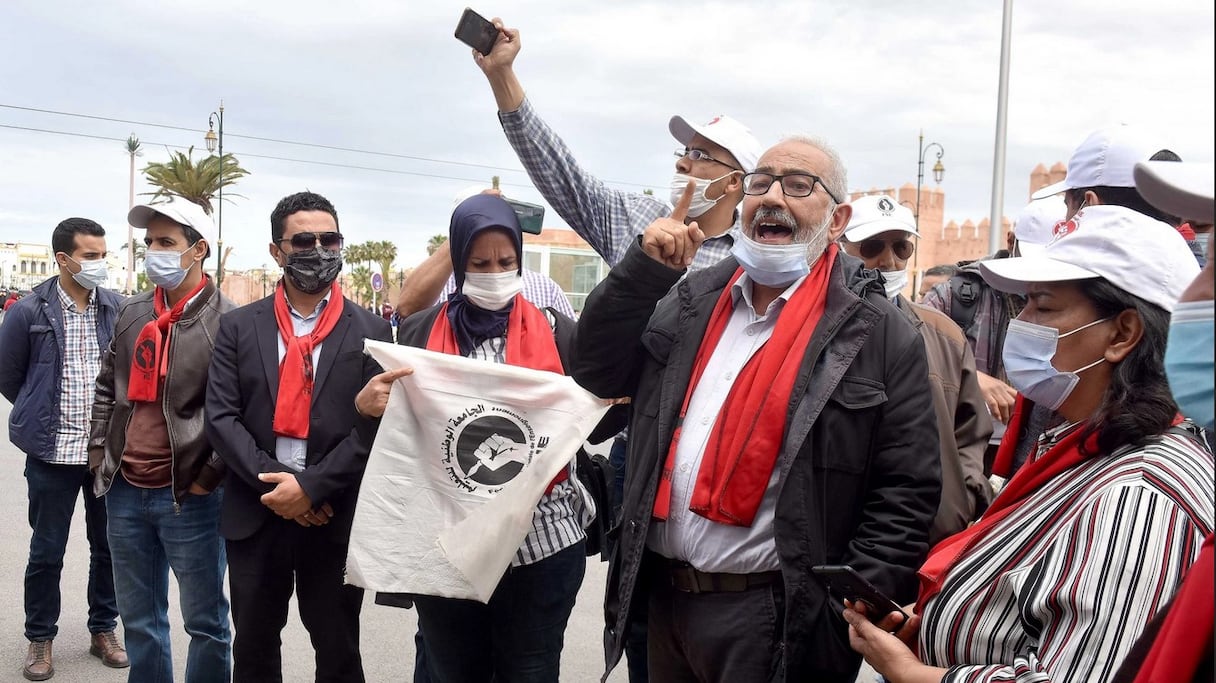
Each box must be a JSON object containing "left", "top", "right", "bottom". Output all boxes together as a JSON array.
[{"left": 841, "top": 195, "right": 992, "bottom": 543}]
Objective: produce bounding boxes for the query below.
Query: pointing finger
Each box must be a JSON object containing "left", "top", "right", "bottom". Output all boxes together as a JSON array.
[
  {"left": 378, "top": 366, "right": 414, "bottom": 383},
  {"left": 670, "top": 179, "right": 696, "bottom": 224}
]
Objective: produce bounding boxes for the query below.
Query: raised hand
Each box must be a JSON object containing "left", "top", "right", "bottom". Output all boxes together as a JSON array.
[
  {"left": 472, "top": 18, "right": 520, "bottom": 75},
  {"left": 641, "top": 179, "right": 706, "bottom": 269}
]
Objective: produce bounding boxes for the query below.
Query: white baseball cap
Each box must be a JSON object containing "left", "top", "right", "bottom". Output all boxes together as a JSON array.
[
  {"left": 669, "top": 114, "right": 762, "bottom": 173},
  {"left": 843, "top": 194, "right": 918, "bottom": 241},
  {"left": 1011, "top": 197, "right": 1066, "bottom": 257},
  {"left": 1030, "top": 125, "right": 1157, "bottom": 200},
  {"left": 1134, "top": 161, "right": 1215, "bottom": 225},
  {"left": 127, "top": 196, "right": 216, "bottom": 247},
  {"left": 979, "top": 204, "right": 1200, "bottom": 312}
]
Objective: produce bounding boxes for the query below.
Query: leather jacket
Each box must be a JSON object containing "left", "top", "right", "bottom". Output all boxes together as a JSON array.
[{"left": 89, "top": 278, "right": 236, "bottom": 504}]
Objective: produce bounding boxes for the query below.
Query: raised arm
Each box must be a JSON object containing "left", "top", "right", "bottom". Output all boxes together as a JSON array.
[{"left": 475, "top": 18, "right": 669, "bottom": 267}]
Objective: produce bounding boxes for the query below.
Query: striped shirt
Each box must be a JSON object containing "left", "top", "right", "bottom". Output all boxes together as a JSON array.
[
  {"left": 920, "top": 424, "right": 1215, "bottom": 683},
  {"left": 439, "top": 270, "right": 576, "bottom": 319},
  {"left": 53, "top": 282, "right": 99, "bottom": 465},
  {"left": 466, "top": 309, "right": 591, "bottom": 567},
  {"left": 499, "top": 97, "right": 740, "bottom": 270}
]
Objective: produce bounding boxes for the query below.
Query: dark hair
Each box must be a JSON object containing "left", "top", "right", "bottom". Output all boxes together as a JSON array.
[
  {"left": 271, "top": 191, "right": 339, "bottom": 243},
  {"left": 925, "top": 264, "right": 961, "bottom": 278},
  {"left": 1077, "top": 278, "right": 1176, "bottom": 457},
  {"left": 51, "top": 217, "right": 105, "bottom": 255},
  {"left": 1066, "top": 186, "right": 1178, "bottom": 227}
]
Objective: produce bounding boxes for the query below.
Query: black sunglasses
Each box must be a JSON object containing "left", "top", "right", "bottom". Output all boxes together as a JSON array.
[
  {"left": 858, "top": 238, "right": 915, "bottom": 260},
  {"left": 279, "top": 231, "right": 344, "bottom": 251}
]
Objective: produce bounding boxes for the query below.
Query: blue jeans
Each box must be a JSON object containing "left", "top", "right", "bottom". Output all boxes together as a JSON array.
[
  {"left": 23, "top": 455, "right": 118, "bottom": 641},
  {"left": 106, "top": 475, "right": 231, "bottom": 683},
  {"left": 413, "top": 541, "right": 585, "bottom": 682}
]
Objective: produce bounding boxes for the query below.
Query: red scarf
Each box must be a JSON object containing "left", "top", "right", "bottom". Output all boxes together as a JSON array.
[
  {"left": 426, "top": 294, "right": 563, "bottom": 374},
  {"left": 653, "top": 245, "right": 838, "bottom": 527},
  {"left": 917, "top": 400, "right": 1186, "bottom": 612},
  {"left": 127, "top": 276, "right": 210, "bottom": 402},
  {"left": 1131, "top": 533, "right": 1214, "bottom": 683},
  {"left": 272, "top": 281, "right": 345, "bottom": 439}
]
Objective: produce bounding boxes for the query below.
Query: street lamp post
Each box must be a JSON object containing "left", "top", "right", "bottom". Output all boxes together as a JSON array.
[
  {"left": 205, "top": 101, "right": 225, "bottom": 288},
  {"left": 914, "top": 131, "right": 945, "bottom": 275}
]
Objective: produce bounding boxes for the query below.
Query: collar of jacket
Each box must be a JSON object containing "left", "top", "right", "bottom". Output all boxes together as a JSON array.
[{"left": 32, "top": 274, "right": 121, "bottom": 312}]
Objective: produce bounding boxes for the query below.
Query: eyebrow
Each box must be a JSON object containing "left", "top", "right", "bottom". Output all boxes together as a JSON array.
[{"left": 754, "top": 166, "right": 817, "bottom": 176}]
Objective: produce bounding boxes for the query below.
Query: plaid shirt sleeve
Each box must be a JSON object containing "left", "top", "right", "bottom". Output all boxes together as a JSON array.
[{"left": 498, "top": 97, "right": 671, "bottom": 267}]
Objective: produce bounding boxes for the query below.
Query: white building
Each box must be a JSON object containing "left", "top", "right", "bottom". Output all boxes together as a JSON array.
[{"left": 0, "top": 242, "right": 54, "bottom": 292}]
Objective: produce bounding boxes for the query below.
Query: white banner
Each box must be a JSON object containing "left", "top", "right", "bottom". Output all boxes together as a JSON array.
[{"left": 345, "top": 340, "right": 610, "bottom": 603}]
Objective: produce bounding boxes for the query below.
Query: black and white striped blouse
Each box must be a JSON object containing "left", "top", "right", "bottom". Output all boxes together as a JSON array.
[{"left": 920, "top": 424, "right": 1214, "bottom": 683}]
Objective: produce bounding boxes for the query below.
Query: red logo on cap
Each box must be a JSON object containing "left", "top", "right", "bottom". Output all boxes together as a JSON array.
[
  {"left": 706, "top": 116, "right": 722, "bottom": 126},
  {"left": 1052, "top": 217, "right": 1078, "bottom": 241}
]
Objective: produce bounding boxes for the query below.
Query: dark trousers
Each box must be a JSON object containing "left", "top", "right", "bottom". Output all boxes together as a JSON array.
[
  {"left": 609, "top": 436, "right": 650, "bottom": 683},
  {"left": 412, "top": 541, "right": 585, "bottom": 683},
  {"left": 24, "top": 455, "right": 118, "bottom": 641},
  {"left": 645, "top": 556, "right": 786, "bottom": 683},
  {"left": 226, "top": 518, "right": 364, "bottom": 683}
]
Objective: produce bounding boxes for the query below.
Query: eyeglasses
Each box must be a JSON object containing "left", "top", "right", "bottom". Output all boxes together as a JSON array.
[
  {"left": 858, "top": 238, "right": 915, "bottom": 261},
  {"left": 674, "top": 148, "right": 740, "bottom": 171},
  {"left": 742, "top": 172, "right": 842, "bottom": 203},
  {"left": 279, "top": 231, "right": 344, "bottom": 251}
]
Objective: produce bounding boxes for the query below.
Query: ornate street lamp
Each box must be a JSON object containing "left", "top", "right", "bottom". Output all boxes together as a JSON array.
[{"left": 205, "top": 102, "right": 225, "bottom": 287}]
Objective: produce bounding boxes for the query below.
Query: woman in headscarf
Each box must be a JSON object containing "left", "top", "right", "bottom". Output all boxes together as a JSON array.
[
  {"left": 844, "top": 205, "right": 1214, "bottom": 683},
  {"left": 364, "top": 193, "right": 593, "bottom": 682}
]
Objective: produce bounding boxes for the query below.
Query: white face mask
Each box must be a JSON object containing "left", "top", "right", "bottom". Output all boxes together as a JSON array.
[
  {"left": 67, "top": 256, "right": 108, "bottom": 291},
  {"left": 1001, "top": 317, "right": 1109, "bottom": 410},
  {"left": 144, "top": 245, "right": 195, "bottom": 290},
  {"left": 731, "top": 209, "right": 833, "bottom": 287},
  {"left": 462, "top": 271, "right": 523, "bottom": 311},
  {"left": 880, "top": 269, "right": 908, "bottom": 300},
  {"left": 670, "top": 172, "right": 735, "bottom": 218}
]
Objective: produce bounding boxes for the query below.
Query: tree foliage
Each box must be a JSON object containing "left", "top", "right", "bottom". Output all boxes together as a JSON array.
[{"left": 141, "top": 146, "right": 249, "bottom": 216}]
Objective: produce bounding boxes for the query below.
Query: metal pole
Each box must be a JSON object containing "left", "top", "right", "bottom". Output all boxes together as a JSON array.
[
  {"left": 988, "top": 0, "right": 1013, "bottom": 255},
  {"left": 915, "top": 130, "right": 924, "bottom": 271},
  {"left": 216, "top": 101, "right": 225, "bottom": 287}
]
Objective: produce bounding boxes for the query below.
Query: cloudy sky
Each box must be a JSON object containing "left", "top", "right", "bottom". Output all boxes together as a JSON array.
[{"left": 2, "top": 0, "right": 1212, "bottom": 271}]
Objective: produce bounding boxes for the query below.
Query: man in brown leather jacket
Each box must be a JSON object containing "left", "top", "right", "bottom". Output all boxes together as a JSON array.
[
  {"left": 89, "top": 197, "right": 236, "bottom": 682},
  {"left": 841, "top": 195, "right": 993, "bottom": 543}
]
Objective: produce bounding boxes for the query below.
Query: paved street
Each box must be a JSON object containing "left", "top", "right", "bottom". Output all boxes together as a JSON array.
[{"left": 0, "top": 399, "right": 625, "bottom": 682}]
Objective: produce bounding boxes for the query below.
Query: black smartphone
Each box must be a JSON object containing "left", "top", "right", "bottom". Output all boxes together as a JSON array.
[
  {"left": 811, "top": 565, "right": 909, "bottom": 624},
  {"left": 505, "top": 198, "right": 544, "bottom": 234},
  {"left": 454, "top": 8, "right": 499, "bottom": 56}
]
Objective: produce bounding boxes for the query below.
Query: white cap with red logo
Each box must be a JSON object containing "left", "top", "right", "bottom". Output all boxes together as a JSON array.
[
  {"left": 979, "top": 204, "right": 1199, "bottom": 312},
  {"left": 669, "top": 114, "right": 762, "bottom": 173}
]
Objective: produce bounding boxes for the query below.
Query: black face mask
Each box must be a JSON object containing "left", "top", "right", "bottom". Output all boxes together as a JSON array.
[{"left": 284, "top": 248, "right": 342, "bottom": 295}]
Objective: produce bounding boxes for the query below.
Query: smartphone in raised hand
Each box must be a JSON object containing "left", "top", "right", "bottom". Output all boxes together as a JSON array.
[{"left": 454, "top": 8, "right": 499, "bottom": 56}]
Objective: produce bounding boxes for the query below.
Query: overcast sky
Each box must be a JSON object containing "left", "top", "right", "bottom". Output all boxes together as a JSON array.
[{"left": 2, "top": 0, "right": 1213, "bottom": 271}]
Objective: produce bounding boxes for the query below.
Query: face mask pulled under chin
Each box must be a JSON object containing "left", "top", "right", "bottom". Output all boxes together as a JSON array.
[
  {"left": 880, "top": 269, "right": 908, "bottom": 300},
  {"left": 670, "top": 172, "right": 734, "bottom": 218},
  {"left": 731, "top": 212, "right": 832, "bottom": 288},
  {"left": 462, "top": 271, "right": 523, "bottom": 311},
  {"left": 1001, "top": 317, "right": 1108, "bottom": 411}
]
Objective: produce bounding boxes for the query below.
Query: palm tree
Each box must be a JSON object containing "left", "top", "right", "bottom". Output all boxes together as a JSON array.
[
  {"left": 348, "top": 265, "right": 373, "bottom": 305},
  {"left": 125, "top": 135, "right": 142, "bottom": 293},
  {"left": 426, "top": 234, "right": 447, "bottom": 256},
  {"left": 141, "top": 147, "right": 249, "bottom": 215},
  {"left": 120, "top": 238, "right": 152, "bottom": 293},
  {"left": 142, "top": 146, "right": 249, "bottom": 285}
]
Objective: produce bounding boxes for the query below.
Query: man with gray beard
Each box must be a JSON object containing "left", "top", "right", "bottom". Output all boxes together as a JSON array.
[{"left": 572, "top": 137, "right": 941, "bottom": 682}]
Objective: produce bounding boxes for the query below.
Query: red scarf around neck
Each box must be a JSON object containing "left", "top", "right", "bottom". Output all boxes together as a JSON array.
[
  {"left": 653, "top": 245, "right": 838, "bottom": 527},
  {"left": 1131, "top": 533, "right": 1214, "bottom": 683},
  {"left": 917, "top": 400, "right": 1186, "bottom": 612},
  {"left": 425, "top": 294, "right": 563, "bottom": 374},
  {"left": 272, "top": 281, "right": 345, "bottom": 439},
  {"left": 127, "top": 276, "right": 209, "bottom": 402}
]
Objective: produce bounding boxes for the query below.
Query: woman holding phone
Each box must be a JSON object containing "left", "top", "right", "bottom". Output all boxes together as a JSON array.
[{"left": 844, "top": 206, "right": 1214, "bottom": 683}]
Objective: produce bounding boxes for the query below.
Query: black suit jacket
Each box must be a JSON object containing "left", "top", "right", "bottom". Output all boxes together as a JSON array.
[{"left": 205, "top": 294, "right": 392, "bottom": 542}]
